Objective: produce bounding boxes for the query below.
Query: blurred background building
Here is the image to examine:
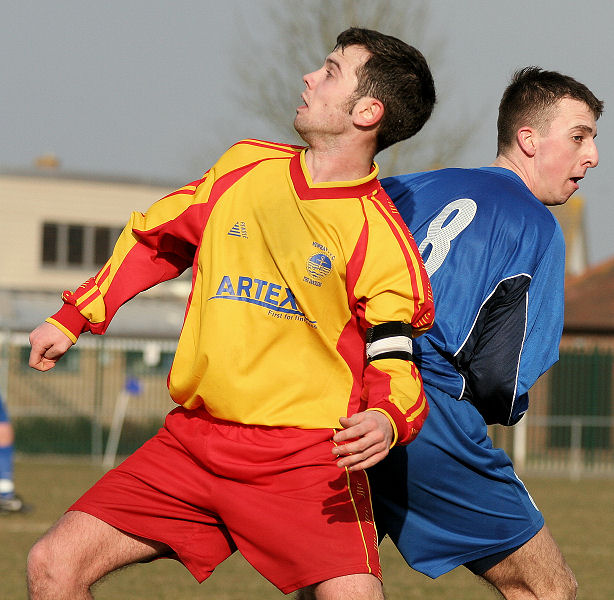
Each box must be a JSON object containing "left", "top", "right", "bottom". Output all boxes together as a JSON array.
[{"left": 0, "top": 162, "right": 188, "bottom": 338}]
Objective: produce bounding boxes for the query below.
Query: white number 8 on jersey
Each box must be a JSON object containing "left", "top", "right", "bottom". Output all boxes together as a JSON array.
[{"left": 418, "top": 198, "right": 477, "bottom": 277}]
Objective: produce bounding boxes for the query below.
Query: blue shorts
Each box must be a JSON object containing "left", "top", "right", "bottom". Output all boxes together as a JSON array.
[
  {"left": 0, "top": 395, "right": 9, "bottom": 423},
  {"left": 369, "top": 385, "right": 543, "bottom": 578}
]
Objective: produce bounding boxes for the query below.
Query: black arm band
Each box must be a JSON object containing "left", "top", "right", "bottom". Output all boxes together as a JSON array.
[
  {"left": 366, "top": 321, "right": 414, "bottom": 343},
  {"left": 365, "top": 321, "right": 414, "bottom": 362}
]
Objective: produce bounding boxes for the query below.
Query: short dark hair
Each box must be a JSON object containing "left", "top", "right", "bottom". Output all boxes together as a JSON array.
[
  {"left": 497, "top": 67, "right": 604, "bottom": 155},
  {"left": 335, "top": 27, "right": 436, "bottom": 154}
]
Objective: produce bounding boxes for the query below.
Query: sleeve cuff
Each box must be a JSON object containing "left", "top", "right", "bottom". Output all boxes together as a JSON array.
[
  {"left": 46, "top": 303, "right": 89, "bottom": 344},
  {"left": 366, "top": 407, "right": 399, "bottom": 447}
]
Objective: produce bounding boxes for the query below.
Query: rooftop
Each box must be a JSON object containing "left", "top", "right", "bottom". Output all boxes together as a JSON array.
[{"left": 565, "top": 256, "right": 614, "bottom": 334}]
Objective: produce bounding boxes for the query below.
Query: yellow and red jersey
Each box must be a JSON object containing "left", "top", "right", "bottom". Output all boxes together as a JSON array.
[{"left": 49, "top": 140, "right": 434, "bottom": 444}]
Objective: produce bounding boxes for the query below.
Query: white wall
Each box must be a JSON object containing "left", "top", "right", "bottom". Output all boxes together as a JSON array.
[{"left": 0, "top": 174, "right": 175, "bottom": 292}]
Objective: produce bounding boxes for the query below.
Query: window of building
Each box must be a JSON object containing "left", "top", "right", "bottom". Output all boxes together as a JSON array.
[
  {"left": 42, "top": 223, "right": 59, "bottom": 264},
  {"left": 67, "top": 225, "right": 85, "bottom": 265},
  {"left": 41, "top": 222, "right": 123, "bottom": 269},
  {"left": 94, "top": 227, "right": 113, "bottom": 265}
]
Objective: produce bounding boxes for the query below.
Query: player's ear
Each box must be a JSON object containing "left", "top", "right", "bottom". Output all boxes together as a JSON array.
[
  {"left": 517, "top": 127, "right": 537, "bottom": 158},
  {"left": 353, "top": 97, "right": 384, "bottom": 128}
]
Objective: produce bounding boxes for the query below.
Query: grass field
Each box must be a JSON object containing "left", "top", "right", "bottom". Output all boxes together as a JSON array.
[{"left": 3, "top": 458, "right": 613, "bottom": 599}]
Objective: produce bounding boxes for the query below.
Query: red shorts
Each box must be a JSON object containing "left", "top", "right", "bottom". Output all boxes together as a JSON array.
[{"left": 70, "top": 407, "right": 381, "bottom": 593}]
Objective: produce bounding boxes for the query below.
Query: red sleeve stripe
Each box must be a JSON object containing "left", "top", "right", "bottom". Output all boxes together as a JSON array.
[
  {"left": 94, "top": 263, "right": 112, "bottom": 288},
  {"left": 407, "top": 364, "right": 429, "bottom": 422},
  {"left": 75, "top": 289, "right": 101, "bottom": 312},
  {"left": 367, "top": 193, "right": 426, "bottom": 321},
  {"left": 373, "top": 190, "right": 434, "bottom": 324},
  {"left": 67, "top": 268, "right": 109, "bottom": 305}
]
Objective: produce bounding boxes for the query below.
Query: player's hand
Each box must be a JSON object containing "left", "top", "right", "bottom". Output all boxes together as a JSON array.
[
  {"left": 28, "top": 322, "right": 74, "bottom": 372},
  {"left": 332, "top": 410, "right": 393, "bottom": 471}
]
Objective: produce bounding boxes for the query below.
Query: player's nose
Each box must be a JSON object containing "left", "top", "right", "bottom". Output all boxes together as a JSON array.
[{"left": 585, "top": 138, "right": 599, "bottom": 168}]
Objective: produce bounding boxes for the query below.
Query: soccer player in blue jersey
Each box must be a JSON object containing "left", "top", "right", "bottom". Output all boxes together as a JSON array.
[
  {"left": 0, "top": 393, "right": 29, "bottom": 513},
  {"left": 369, "top": 68, "right": 603, "bottom": 599}
]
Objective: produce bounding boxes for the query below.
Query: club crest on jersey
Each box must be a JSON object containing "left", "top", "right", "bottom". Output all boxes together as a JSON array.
[
  {"left": 304, "top": 242, "right": 335, "bottom": 287},
  {"left": 210, "top": 275, "right": 317, "bottom": 327}
]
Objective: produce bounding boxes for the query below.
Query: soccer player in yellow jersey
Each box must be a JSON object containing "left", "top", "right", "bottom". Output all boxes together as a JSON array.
[{"left": 27, "top": 28, "right": 435, "bottom": 599}]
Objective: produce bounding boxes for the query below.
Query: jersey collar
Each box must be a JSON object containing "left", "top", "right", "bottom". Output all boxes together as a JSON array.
[
  {"left": 290, "top": 148, "right": 381, "bottom": 200},
  {"left": 478, "top": 166, "right": 528, "bottom": 188}
]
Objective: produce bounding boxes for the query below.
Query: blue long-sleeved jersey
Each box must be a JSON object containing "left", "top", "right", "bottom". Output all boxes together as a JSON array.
[{"left": 382, "top": 167, "right": 565, "bottom": 425}]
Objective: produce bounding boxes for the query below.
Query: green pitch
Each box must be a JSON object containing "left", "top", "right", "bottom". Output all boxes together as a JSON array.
[{"left": 3, "top": 459, "right": 613, "bottom": 599}]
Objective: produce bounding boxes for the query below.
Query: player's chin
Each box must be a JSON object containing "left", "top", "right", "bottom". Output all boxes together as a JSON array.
[
  {"left": 293, "top": 122, "right": 313, "bottom": 145},
  {"left": 565, "top": 178, "right": 580, "bottom": 197},
  {"left": 548, "top": 188, "right": 575, "bottom": 206},
  {"left": 293, "top": 117, "right": 306, "bottom": 137}
]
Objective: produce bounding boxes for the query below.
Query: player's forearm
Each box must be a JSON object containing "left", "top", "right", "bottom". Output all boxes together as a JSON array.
[{"left": 48, "top": 185, "right": 205, "bottom": 338}]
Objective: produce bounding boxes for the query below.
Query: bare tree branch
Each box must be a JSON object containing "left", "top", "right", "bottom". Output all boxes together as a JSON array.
[{"left": 230, "top": 0, "right": 480, "bottom": 176}]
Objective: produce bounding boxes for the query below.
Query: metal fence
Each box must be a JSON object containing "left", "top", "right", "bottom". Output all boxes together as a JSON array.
[
  {"left": 2, "top": 330, "right": 613, "bottom": 478},
  {"left": 1, "top": 330, "right": 177, "bottom": 466},
  {"left": 490, "top": 415, "right": 614, "bottom": 480}
]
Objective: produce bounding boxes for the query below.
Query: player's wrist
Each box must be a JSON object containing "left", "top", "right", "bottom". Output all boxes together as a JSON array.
[{"left": 366, "top": 407, "right": 398, "bottom": 447}]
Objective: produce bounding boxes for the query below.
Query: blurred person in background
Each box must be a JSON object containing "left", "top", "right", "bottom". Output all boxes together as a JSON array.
[{"left": 0, "top": 392, "right": 30, "bottom": 514}]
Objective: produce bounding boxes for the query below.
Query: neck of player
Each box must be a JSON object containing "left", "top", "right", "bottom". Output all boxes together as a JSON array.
[{"left": 304, "top": 141, "right": 376, "bottom": 184}]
